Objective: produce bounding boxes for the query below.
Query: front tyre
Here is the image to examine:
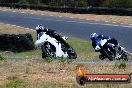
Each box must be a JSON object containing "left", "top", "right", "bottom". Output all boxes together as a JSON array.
[
  {"left": 61, "top": 42, "right": 77, "bottom": 59},
  {"left": 41, "top": 42, "right": 56, "bottom": 58},
  {"left": 102, "top": 45, "right": 115, "bottom": 61},
  {"left": 121, "top": 52, "right": 128, "bottom": 61}
]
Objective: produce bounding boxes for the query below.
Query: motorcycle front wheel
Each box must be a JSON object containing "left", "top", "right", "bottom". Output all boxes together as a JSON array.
[
  {"left": 41, "top": 42, "right": 56, "bottom": 58},
  {"left": 102, "top": 46, "right": 115, "bottom": 61}
]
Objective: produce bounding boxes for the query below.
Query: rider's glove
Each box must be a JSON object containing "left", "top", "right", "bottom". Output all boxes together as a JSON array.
[{"left": 95, "top": 45, "right": 100, "bottom": 52}]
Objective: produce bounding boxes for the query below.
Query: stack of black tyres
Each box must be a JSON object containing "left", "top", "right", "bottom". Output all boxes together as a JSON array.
[{"left": 0, "top": 33, "right": 35, "bottom": 52}]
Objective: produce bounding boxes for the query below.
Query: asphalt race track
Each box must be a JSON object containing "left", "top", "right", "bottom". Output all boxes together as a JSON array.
[{"left": 0, "top": 10, "right": 132, "bottom": 52}]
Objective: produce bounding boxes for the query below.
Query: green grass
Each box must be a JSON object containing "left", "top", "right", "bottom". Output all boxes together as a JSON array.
[
  {"left": 0, "top": 54, "right": 6, "bottom": 60},
  {"left": 2, "top": 33, "right": 99, "bottom": 60},
  {"left": 3, "top": 49, "right": 42, "bottom": 59},
  {"left": 67, "top": 37, "right": 99, "bottom": 60},
  {"left": 0, "top": 79, "right": 131, "bottom": 88},
  {"left": 67, "top": 37, "right": 94, "bottom": 53}
]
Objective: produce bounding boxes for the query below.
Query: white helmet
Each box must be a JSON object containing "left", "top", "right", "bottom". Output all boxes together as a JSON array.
[
  {"left": 36, "top": 24, "right": 44, "bottom": 30},
  {"left": 90, "top": 33, "right": 98, "bottom": 40}
]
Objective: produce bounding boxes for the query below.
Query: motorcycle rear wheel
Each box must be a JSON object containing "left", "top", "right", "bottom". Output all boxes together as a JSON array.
[{"left": 61, "top": 43, "right": 77, "bottom": 59}]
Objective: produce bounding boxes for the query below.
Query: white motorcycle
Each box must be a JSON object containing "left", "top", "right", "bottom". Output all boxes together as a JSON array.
[{"left": 35, "top": 30, "right": 77, "bottom": 59}]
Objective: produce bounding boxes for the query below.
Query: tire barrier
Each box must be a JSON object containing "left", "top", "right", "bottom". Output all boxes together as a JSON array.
[
  {"left": 0, "top": 3, "right": 132, "bottom": 16},
  {"left": 0, "top": 33, "right": 35, "bottom": 52}
]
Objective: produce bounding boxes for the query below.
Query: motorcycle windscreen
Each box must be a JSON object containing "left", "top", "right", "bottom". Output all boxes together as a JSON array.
[{"left": 38, "top": 32, "right": 44, "bottom": 40}]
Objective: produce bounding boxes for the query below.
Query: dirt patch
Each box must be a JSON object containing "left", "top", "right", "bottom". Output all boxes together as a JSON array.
[
  {"left": 0, "top": 7, "right": 132, "bottom": 25},
  {"left": 0, "top": 60, "right": 132, "bottom": 85},
  {"left": 0, "top": 23, "right": 34, "bottom": 34},
  {"left": 0, "top": 60, "right": 76, "bottom": 85},
  {"left": 77, "top": 52, "right": 99, "bottom": 59}
]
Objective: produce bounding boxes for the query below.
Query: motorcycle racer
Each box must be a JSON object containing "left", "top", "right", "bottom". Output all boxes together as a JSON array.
[
  {"left": 36, "top": 24, "right": 67, "bottom": 45},
  {"left": 35, "top": 24, "right": 77, "bottom": 59},
  {"left": 90, "top": 33, "right": 118, "bottom": 60},
  {"left": 36, "top": 24, "right": 56, "bottom": 39}
]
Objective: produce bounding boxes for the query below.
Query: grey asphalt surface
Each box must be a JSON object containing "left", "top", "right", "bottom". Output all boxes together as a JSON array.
[
  {"left": 0, "top": 10, "right": 132, "bottom": 52},
  {"left": 6, "top": 58, "right": 132, "bottom": 65}
]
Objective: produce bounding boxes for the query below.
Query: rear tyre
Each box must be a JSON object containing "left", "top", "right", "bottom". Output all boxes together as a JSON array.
[
  {"left": 61, "top": 41, "right": 77, "bottom": 59},
  {"left": 67, "top": 47, "right": 77, "bottom": 59}
]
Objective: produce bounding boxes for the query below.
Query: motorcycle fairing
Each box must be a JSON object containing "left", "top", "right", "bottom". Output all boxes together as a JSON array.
[{"left": 35, "top": 32, "right": 68, "bottom": 58}]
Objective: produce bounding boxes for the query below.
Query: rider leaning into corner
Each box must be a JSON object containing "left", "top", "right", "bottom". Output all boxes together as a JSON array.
[
  {"left": 36, "top": 24, "right": 65, "bottom": 43},
  {"left": 90, "top": 33, "right": 119, "bottom": 60},
  {"left": 36, "top": 24, "right": 56, "bottom": 39},
  {"left": 35, "top": 24, "right": 70, "bottom": 50}
]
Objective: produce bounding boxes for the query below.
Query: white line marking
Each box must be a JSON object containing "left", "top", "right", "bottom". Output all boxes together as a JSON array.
[
  {"left": 12, "top": 25, "right": 16, "bottom": 27},
  {"left": 44, "top": 19, "right": 132, "bottom": 28},
  {"left": 19, "top": 27, "right": 24, "bottom": 29},
  {"left": 105, "top": 21, "right": 109, "bottom": 22},
  {"left": 21, "top": 12, "right": 25, "bottom": 13},
  {"left": 25, "top": 28, "right": 30, "bottom": 30},
  {"left": 58, "top": 16, "right": 62, "bottom": 17},
  {"left": 2, "top": 10, "right": 7, "bottom": 11},
  {"left": 112, "top": 22, "right": 116, "bottom": 23},
  {"left": 1, "top": 14, "right": 132, "bottom": 28},
  {"left": 0, "top": 22, "right": 35, "bottom": 31},
  {"left": 16, "top": 26, "right": 21, "bottom": 28},
  {"left": 0, "top": 23, "right": 4, "bottom": 24},
  {"left": 6, "top": 24, "right": 11, "bottom": 26},
  {"left": 12, "top": 11, "right": 16, "bottom": 12},
  {"left": 50, "top": 15, "right": 53, "bottom": 16},
  {"left": 41, "top": 14, "right": 45, "bottom": 15},
  {"left": 31, "top": 13, "right": 34, "bottom": 14}
]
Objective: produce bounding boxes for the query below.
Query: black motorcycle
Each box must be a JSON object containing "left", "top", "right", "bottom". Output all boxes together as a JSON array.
[{"left": 100, "top": 43, "right": 128, "bottom": 61}]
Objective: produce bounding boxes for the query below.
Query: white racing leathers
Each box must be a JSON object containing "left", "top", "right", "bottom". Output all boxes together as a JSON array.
[{"left": 35, "top": 32, "right": 68, "bottom": 58}]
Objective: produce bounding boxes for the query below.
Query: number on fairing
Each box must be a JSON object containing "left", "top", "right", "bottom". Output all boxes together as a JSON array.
[
  {"left": 38, "top": 32, "right": 44, "bottom": 39},
  {"left": 98, "top": 39, "right": 107, "bottom": 46}
]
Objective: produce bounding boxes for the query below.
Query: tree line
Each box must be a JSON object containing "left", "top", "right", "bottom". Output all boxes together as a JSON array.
[{"left": 0, "top": 0, "right": 132, "bottom": 8}]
